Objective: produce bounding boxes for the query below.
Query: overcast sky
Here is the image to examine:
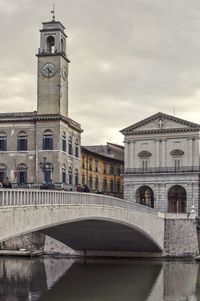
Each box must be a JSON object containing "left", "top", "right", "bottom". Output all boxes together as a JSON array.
[{"left": 0, "top": 0, "right": 200, "bottom": 145}]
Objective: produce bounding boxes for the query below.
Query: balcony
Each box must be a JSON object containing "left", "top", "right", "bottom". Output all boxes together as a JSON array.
[{"left": 125, "top": 166, "right": 200, "bottom": 174}]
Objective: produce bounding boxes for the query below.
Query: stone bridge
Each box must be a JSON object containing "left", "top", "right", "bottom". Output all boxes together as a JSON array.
[
  {"left": 0, "top": 190, "right": 198, "bottom": 256},
  {"left": 0, "top": 189, "right": 165, "bottom": 253}
]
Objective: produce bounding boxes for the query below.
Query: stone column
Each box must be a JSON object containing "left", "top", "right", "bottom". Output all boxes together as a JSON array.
[
  {"left": 188, "top": 138, "right": 193, "bottom": 167},
  {"left": 129, "top": 142, "right": 134, "bottom": 168},
  {"left": 161, "top": 140, "right": 166, "bottom": 168},
  {"left": 124, "top": 142, "right": 129, "bottom": 170},
  {"left": 155, "top": 140, "right": 160, "bottom": 168}
]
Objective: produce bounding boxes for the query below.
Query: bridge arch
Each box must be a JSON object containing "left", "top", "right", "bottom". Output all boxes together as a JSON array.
[{"left": 0, "top": 190, "right": 165, "bottom": 253}]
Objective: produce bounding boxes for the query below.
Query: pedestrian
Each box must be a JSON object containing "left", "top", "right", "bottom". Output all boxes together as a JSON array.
[
  {"left": 3, "top": 177, "right": 12, "bottom": 188},
  {"left": 40, "top": 181, "right": 47, "bottom": 189},
  {"left": 47, "top": 179, "right": 55, "bottom": 190},
  {"left": 76, "top": 184, "right": 82, "bottom": 192}
]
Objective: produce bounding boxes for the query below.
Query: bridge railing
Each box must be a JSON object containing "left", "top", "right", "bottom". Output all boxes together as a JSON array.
[{"left": 0, "top": 189, "right": 159, "bottom": 216}]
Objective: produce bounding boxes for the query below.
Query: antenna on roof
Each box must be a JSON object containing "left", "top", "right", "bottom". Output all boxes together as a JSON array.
[
  {"left": 173, "top": 107, "right": 176, "bottom": 116},
  {"left": 51, "top": 3, "right": 55, "bottom": 21}
]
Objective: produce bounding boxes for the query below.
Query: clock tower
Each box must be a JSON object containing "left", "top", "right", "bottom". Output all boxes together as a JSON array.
[{"left": 37, "top": 17, "right": 70, "bottom": 117}]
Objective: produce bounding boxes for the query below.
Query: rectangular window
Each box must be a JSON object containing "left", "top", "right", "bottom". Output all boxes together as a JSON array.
[
  {"left": 68, "top": 143, "right": 72, "bottom": 155},
  {"left": 95, "top": 160, "right": 98, "bottom": 172},
  {"left": 142, "top": 160, "right": 148, "bottom": 171},
  {"left": 62, "top": 139, "right": 66, "bottom": 152},
  {"left": 0, "top": 171, "right": 5, "bottom": 182},
  {"left": 43, "top": 137, "right": 53, "bottom": 150},
  {"left": 18, "top": 138, "right": 27, "bottom": 151},
  {"left": 175, "top": 159, "right": 181, "bottom": 170},
  {"left": 69, "top": 174, "right": 72, "bottom": 185},
  {"left": 89, "top": 159, "right": 93, "bottom": 171},
  {"left": 110, "top": 165, "right": 114, "bottom": 175},
  {"left": 0, "top": 137, "right": 6, "bottom": 151},
  {"left": 62, "top": 171, "right": 66, "bottom": 183},
  {"left": 75, "top": 146, "right": 79, "bottom": 158},
  {"left": 103, "top": 164, "right": 107, "bottom": 174},
  {"left": 18, "top": 171, "right": 27, "bottom": 184}
]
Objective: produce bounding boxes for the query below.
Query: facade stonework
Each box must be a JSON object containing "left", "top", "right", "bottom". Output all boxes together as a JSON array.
[
  {"left": 121, "top": 112, "right": 200, "bottom": 215},
  {"left": 0, "top": 19, "right": 82, "bottom": 189}
]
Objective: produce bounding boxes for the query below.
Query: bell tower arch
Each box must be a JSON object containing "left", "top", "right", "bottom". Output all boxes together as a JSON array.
[{"left": 37, "top": 17, "right": 70, "bottom": 117}]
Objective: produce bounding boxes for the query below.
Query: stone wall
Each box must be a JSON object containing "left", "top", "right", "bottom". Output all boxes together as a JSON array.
[
  {"left": 164, "top": 215, "right": 199, "bottom": 257},
  {"left": 0, "top": 233, "right": 45, "bottom": 251}
]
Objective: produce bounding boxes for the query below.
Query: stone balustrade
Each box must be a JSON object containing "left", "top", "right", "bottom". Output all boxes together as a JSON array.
[{"left": 0, "top": 189, "right": 159, "bottom": 215}]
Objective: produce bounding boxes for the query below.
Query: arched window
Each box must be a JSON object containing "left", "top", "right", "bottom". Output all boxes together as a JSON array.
[
  {"left": 136, "top": 186, "right": 154, "bottom": 208},
  {"left": 110, "top": 178, "right": 114, "bottom": 192},
  {"left": 17, "top": 163, "right": 28, "bottom": 185},
  {"left": 62, "top": 131, "right": 67, "bottom": 152},
  {"left": 168, "top": 185, "right": 187, "bottom": 213},
  {"left": 68, "top": 136, "right": 72, "bottom": 155},
  {"left": 75, "top": 139, "right": 79, "bottom": 158},
  {"left": 0, "top": 132, "right": 7, "bottom": 151},
  {"left": 43, "top": 130, "right": 53, "bottom": 150},
  {"left": 62, "top": 164, "right": 66, "bottom": 183},
  {"left": 46, "top": 36, "right": 55, "bottom": 53},
  {"left": 0, "top": 164, "right": 6, "bottom": 183},
  {"left": 103, "top": 177, "right": 107, "bottom": 192},
  {"left": 68, "top": 166, "right": 72, "bottom": 185},
  {"left": 17, "top": 131, "right": 27, "bottom": 151},
  {"left": 89, "top": 174, "right": 93, "bottom": 190},
  {"left": 44, "top": 163, "right": 53, "bottom": 183},
  {"left": 95, "top": 176, "right": 99, "bottom": 191},
  {"left": 82, "top": 173, "right": 85, "bottom": 186},
  {"left": 75, "top": 169, "right": 79, "bottom": 186}
]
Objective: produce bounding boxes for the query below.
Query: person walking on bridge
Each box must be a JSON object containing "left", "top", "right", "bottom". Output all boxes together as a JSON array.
[{"left": 3, "top": 177, "right": 12, "bottom": 188}]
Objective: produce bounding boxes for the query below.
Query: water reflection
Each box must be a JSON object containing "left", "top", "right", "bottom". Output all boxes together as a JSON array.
[{"left": 0, "top": 257, "right": 200, "bottom": 301}]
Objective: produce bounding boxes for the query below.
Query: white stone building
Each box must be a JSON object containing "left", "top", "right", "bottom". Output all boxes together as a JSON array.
[
  {"left": 121, "top": 112, "right": 200, "bottom": 214},
  {"left": 0, "top": 17, "right": 83, "bottom": 189}
]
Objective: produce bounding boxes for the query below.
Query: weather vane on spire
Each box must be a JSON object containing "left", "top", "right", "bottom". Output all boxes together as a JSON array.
[{"left": 51, "top": 3, "right": 55, "bottom": 21}]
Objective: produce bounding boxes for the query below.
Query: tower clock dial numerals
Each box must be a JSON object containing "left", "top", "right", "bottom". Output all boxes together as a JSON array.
[{"left": 41, "top": 63, "right": 56, "bottom": 78}]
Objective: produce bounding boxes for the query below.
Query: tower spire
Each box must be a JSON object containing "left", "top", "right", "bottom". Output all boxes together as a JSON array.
[{"left": 51, "top": 3, "right": 55, "bottom": 21}]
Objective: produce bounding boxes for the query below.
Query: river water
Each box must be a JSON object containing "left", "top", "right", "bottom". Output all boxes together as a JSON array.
[{"left": 0, "top": 257, "right": 199, "bottom": 301}]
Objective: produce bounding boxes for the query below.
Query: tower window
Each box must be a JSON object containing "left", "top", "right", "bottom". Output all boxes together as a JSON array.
[
  {"left": 75, "top": 139, "right": 79, "bottom": 158},
  {"left": 62, "top": 131, "right": 67, "bottom": 152},
  {"left": 62, "top": 164, "right": 66, "bottom": 183},
  {"left": 68, "top": 136, "right": 72, "bottom": 155},
  {"left": 46, "top": 36, "right": 55, "bottom": 54},
  {"left": 68, "top": 166, "right": 72, "bottom": 185},
  {"left": 75, "top": 169, "right": 79, "bottom": 186},
  {"left": 17, "top": 163, "right": 28, "bottom": 185},
  {"left": 43, "top": 130, "right": 53, "bottom": 150},
  {"left": 0, "top": 132, "right": 7, "bottom": 151},
  {"left": 0, "top": 164, "right": 6, "bottom": 183},
  {"left": 17, "top": 131, "right": 27, "bottom": 151}
]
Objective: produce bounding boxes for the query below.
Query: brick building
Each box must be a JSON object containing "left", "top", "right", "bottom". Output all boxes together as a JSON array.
[
  {"left": 81, "top": 143, "right": 124, "bottom": 198},
  {"left": 0, "top": 17, "right": 82, "bottom": 189}
]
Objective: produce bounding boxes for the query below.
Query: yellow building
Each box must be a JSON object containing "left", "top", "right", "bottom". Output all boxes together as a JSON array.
[{"left": 81, "top": 143, "right": 124, "bottom": 198}]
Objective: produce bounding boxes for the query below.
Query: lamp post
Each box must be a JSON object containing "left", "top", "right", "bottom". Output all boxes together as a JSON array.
[{"left": 40, "top": 157, "right": 47, "bottom": 182}]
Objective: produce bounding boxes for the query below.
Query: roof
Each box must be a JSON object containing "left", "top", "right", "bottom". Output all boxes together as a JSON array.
[
  {"left": 120, "top": 112, "right": 200, "bottom": 135},
  {"left": 81, "top": 143, "right": 124, "bottom": 162}
]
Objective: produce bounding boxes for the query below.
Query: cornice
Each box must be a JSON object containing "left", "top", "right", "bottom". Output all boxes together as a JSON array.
[{"left": 124, "top": 127, "right": 200, "bottom": 136}]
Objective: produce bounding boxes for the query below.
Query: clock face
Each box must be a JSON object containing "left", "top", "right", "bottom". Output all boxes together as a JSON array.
[
  {"left": 41, "top": 63, "right": 56, "bottom": 78},
  {"left": 62, "top": 67, "right": 68, "bottom": 80}
]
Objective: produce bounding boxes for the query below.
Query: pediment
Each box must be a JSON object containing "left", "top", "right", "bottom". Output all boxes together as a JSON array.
[{"left": 121, "top": 112, "right": 200, "bottom": 135}]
